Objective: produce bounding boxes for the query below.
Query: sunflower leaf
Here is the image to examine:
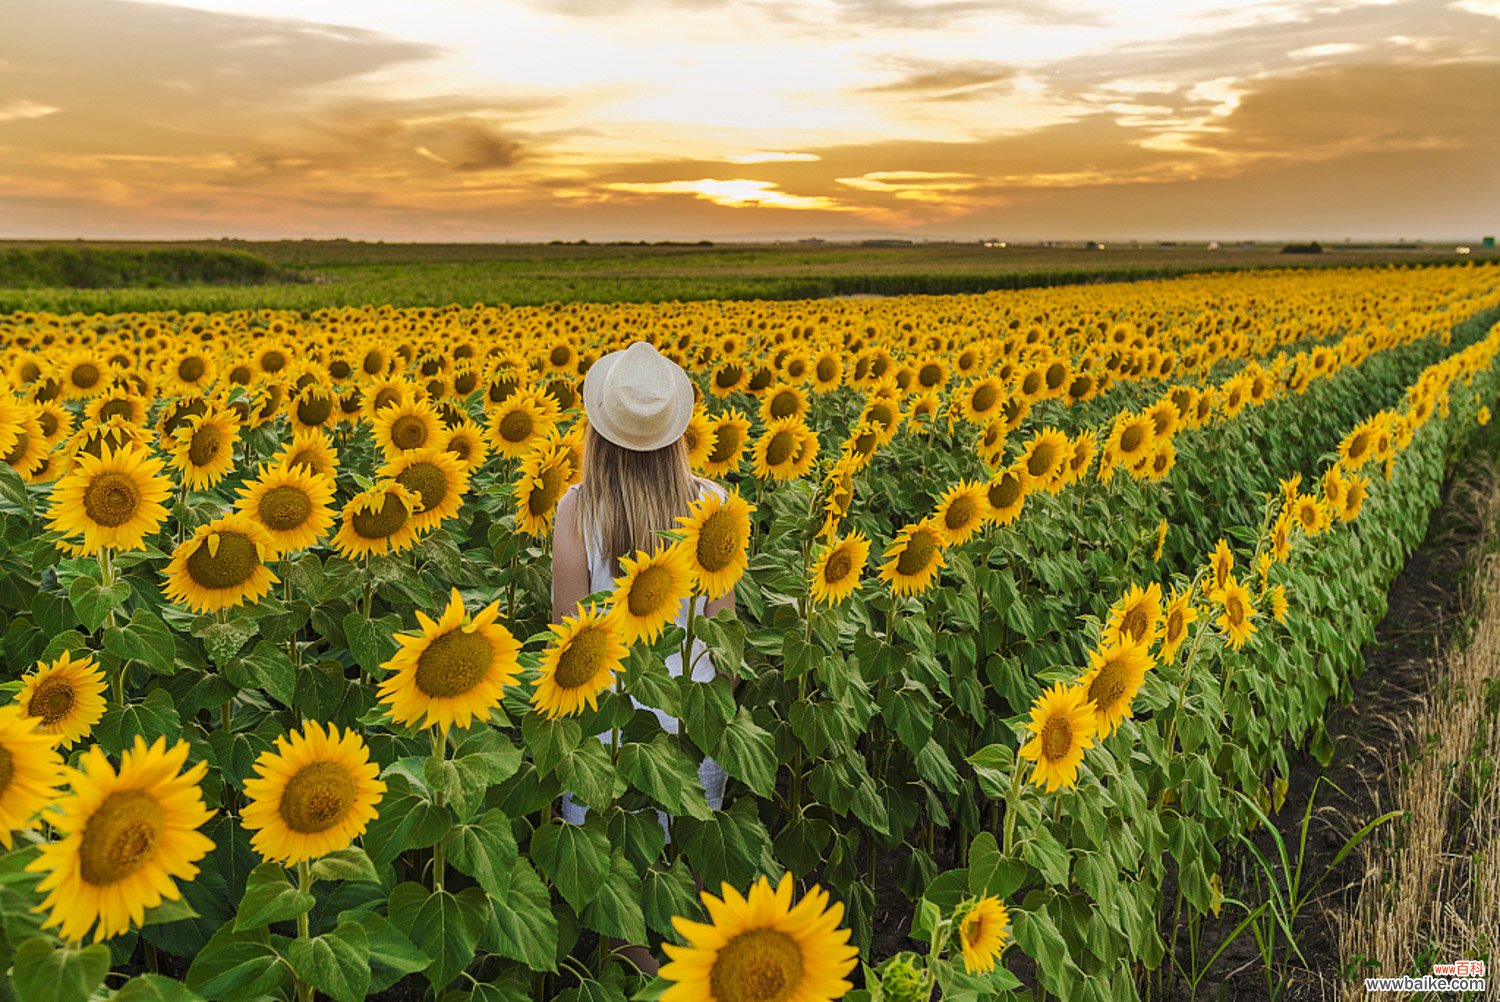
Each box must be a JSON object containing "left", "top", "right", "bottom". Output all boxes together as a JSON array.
[
  {"left": 443, "top": 809, "right": 518, "bottom": 897},
  {"left": 112, "top": 972, "right": 207, "bottom": 1001},
  {"left": 308, "top": 847, "right": 379, "bottom": 884},
  {"left": 528, "top": 816, "right": 610, "bottom": 911},
  {"left": 342, "top": 612, "right": 403, "bottom": 675},
  {"left": 580, "top": 851, "right": 647, "bottom": 944},
  {"left": 68, "top": 574, "right": 129, "bottom": 634},
  {"left": 387, "top": 883, "right": 488, "bottom": 992},
  {"left": 232, "top": 864, "right": 315, "bottom": 933},
  {"left": 339, "top": 911, "right": 431, "bottom": 994},
  {"left": 616, "top": 735, "right": 713, "bottom": 820},
  {"left": 9, "top": 937, "right": 110, "bottom": 1002},
  {"left": 94, "top": 689, "right": 181, "bottom": 757},
  {"left": 712, "top": 707, "right": 777, "bottom": 798},
  {"left": 183, "top": 925, "right": 288, "bottom": 1002},
  {"left": 482, "top": 859, "right": 558, "bottom": 973},
  {"left": 284, "top": 920, "right": 370, "bottom": 1002}
]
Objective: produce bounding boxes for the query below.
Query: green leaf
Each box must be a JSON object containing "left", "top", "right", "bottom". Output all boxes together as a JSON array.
[
  {"left": 285, "top": 921, "right": 370, "bottom": 1002},
  {"left": 343, "top": 612, "right": 402, "bottom": 674},
  {"left": 674, "top": 801, "right": 774, "bottom": 890},
  {"left": 94, "top": 689, "right": 181, "bottom": 757},
  {"left": 485, "top": 859, "right": 558, "bottom": 972},
  {"left": 140, "top": 896, "right": 201, "bottom": 928},
  {"left": 184, "top": 925, "right": 288, "bottom": 1002},
  {"left": 308, "top": 847, "right": 379, "bottom": 884},
  {"left": 712, "top": 707, "right": 777, "bottom": 798},
  {"left": 529, "top": 817, "right": 610, "bottom": 911},
  {"left": 556, "top": 738, "right": 623, "bottom": 811},
  {"left": 226, "top": 641, "right": 296, "bottom": 708},
  {"left": 617, "top": 735, "right": 713, "bottom": 820},
  {"left": 966, "top": 744, "right": 1015, "bottom": 799},
  {"left": 387, "top": 883, "right": 488, "bottom": 992},
  {"left": 679, "top": 675, "right": 735, "bottom": 752},
  {"left": 363, "top": 790, "right": 451, "bottom": 866},
  {"left": 112, "top": 973, "right": 207, "bottom": 1001},
  {"left": 425, "top": 742, "right": 523, "bottom": 821},
  {"left": 443, "top": 809, "right": 518, "bottom": 897},
  {"left": 69, "top": 574, "right": 129, "bottom": 634},
  {"left": 521, "top": 712, "right": 582, "bottom": 776},
  {"left": 968, "top": 833, "right": 1026, "bottom": 899},
  {"left": 233, "top": 863, "right": 315, "bottom": 933},
  {"left": 641, "top": 859, "right": 699, "bottom": 938},
  {"left": 581, "top": 851, "right": 647, "bottom": 943},
  {"left": 192, "top": 617, "right": 257, "bottom": 668},
  {"left": 9, "top": 937, "right": 110, "bottom": 1002},
  {"left": 0, "top": 465, "right": 32, "bottom": 513},
  {"left": 341, "top": 911, "right": 430, "bottom": 994},
  {"left": 103, "top": 609, "right": 177, "bottom": 674}
]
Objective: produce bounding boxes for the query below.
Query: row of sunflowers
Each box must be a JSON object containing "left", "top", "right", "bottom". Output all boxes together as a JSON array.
[{"left": 0, "top": 262, "right": 1495, "bottom": 1001}]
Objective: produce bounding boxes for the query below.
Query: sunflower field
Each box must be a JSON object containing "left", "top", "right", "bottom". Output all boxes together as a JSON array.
[{"left": 0, "top": 262, "right": 1497, "bottom": 1002}]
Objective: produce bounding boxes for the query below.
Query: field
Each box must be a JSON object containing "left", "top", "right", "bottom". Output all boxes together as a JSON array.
[
  {"left": 0, "top": 259, "right": 1498, "bottom": 1002},
  {"left": 1, "top": 239, "right": 1495, "bottom": 314}
]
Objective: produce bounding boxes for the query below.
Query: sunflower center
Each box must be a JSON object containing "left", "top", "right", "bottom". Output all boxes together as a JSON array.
[
  {"left": 695, "top": 509, "right": 740, "bottom": 573},
  {"left": 1027, "top": 444, "right": 1055, "bottom": 478},
  {"left": 329, "top": 359, "right": 352, "bottom": 379},
  {"left": 549, "top": 345, "right": 571, "bottom": 367},
  {"left": 0, "top": 745, "right": 12, "bottom": 796},
  {"left": 767, "top": 392, "right": 798, "bottom": 420},
  {"left": 1120, "top": 425, "right": 1145, "bottom": 454},
  {"left": 99, "top": 398, "right": 135, "bottom": 422},
  {"left": 415, "top": 628, "right": 494, "bottom": 698},
  {"left": 1167, "top": 608, "right": 1185, "bottom": 642},
  {"left": 2, "top": 432, "right": 28, "bottom": 465},
  {"left": 944, "top": 496, "right": 977, "bottom": 531},
  {"left": 816, "top": 358, "right": 837, "bottom": 382},
  {"left": 178, "top": 356, "right": 206, "bottom": 382},
  {"left": 297, "top": 394, "right": 332, "bottom": 426},
  {"left": 373, "top": 388, "right": 401, "bottom": 413},
  {"left": 363, "top": 351, "right": 385, "bottom": 375},
  {"left": 351, "top": 494, "right": 409, "bottom": 539},
  {"left": 71, "top": 362, "right": 101, "bottom": 389},
  {"left": 1040, "top": 716, "right": 1074, "bottom": 763},
  {"left": 716, "top": 365, "right": 743, "bottom": 389},
  {"left": 710, "top": 928, "right": 803, "bottom": 1002},
  {"left": 972, "top": 384, "right": 997, "bottom": 412},
  {"left": 500, "top": 410, "right": 534, "bottom": 443},
  {"left": 279, "top": 761, "right": 358, "bottom": 834},
  {"left": 527, "top": 466, "right": 565, "bottom": 517},
  {"left": 963, "top": 913, "right": 987, "bottom": 946},
  {"left": 188, "top": 424, "right": 223, "bottom": 467},
  {"left": 823, "top": 549, "right": 853, "bottom": 583},
  {"left": 78, "top": 791, "right": 164, "bottom": 885},
  {"left": 258, "top": 485, "right": 313, "bottom": 531},
  {"left": 27, "top": 676, "right": 76, "bottom": 726},
  {"left": 1088, "top": 656, "right": 1130, "bottom": 713},
  {"left": 186, "top": 530, "right": 260, "bottom": 589},
  {"left": 709, "top": 427, "right": 741, "bottom": 463},
  {"left": 287, "top": 449, "right": 322, "bottom": 474},
  {"left": 391, "top": 415, "right": 428, "bottom": 451},
  {"left": 765, "top": 431, "right": 795, "bottom": 466},
  {"left": 626, "top": 565, "right": 675, "bottom": 617},
  {"left": 1120, "top": 605, "right": 1150, "bottom": 642},
  {"left": 988, "top": 474, "right": 1021, "bottom": 510},
  {"left": 397, "top": 462, "right": 448, "bottom": 514},
  {"left": 261, "top": 350, "right": 287, "bottom": 373},
  {"left": 554, "top": 626, "right": 609, "bottom": 690},
  {"left": 1227, "top": 595, "right": 1245, "bottom": 626},
  {"left": 82, "top": 471, "right": 142, "bottom": 528},
  {"left": 38, "top": 410, "right": 59, "bottom": 437},
  {"left": 896, "top": 530, "right": 936, "bottom": 576},
  {"left": 447, "top": 436, "right": 473, "bottom": 461},
  {"left": 919, "top": 363, "right": 942, "bottom": 388}
]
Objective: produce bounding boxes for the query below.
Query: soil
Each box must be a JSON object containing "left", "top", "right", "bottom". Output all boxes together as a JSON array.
[{"left": 1159, "top": 449, "right": 1498, "bottom": 1002}]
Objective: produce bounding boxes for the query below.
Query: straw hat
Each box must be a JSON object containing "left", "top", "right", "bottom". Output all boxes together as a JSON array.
[{"left": 581, "top": 341, "right": 695, "bottom": 452}]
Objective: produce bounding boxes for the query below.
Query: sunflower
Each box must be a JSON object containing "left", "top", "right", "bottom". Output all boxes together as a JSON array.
[
  {"left": 1018, "top": 681, "right": 1098, "bottom": 792},
  {"left": 676, "top": 490, "right": 756, "bottom": 600},
  {"left": 710, "top": 361, "right": 749, "bottom": 397},
  {"left": 165, "top": 348, "right": 218, "bottom": 395},
  {"left": 85, "top": 386, "right": 147, "bottom": 427},
  {"left": 752, "top": 417, "right": 818, "bottom": 481},
  {"left": 439, "top": 418, "right": 491, "bottom": 473},
  {"left": 168, "top": 409, "right": 239, "bottom": 490},
  {"left": 932, "top": 480, "right": 989, "bottom": 546},
  {"left": 661, "top": 873, "right": 858, "bottom": 1002},
  {"left": 332, "top": 481, "right": 422, "bottom": 558},
  {"left": 759, "top": 383, "right": 809, "bottom": 424},
  {"left": 1209, "top": 539, "right": 1235, "bottom": 595},
  {"left": 1268, "top": 584, "right": 1289, "bottom": 625},
  {"left": 878, "top": 521, "right": 946, "bottom": 596},
  {"left": 377, "top": 588, "right": 521, "bottom": 732},
  {"left": 288, "top": 385, "right": 337, "bottom": 434},
  {"left": 16, "top": 651, "right": 108, "bottom": 749},
  {"left": 514, "top": 449, "right": 571, "bottom": 537},
  {"left": 1020, "top": 427, "right": 1070, "bottom": 492},
  {"left": 27, "top": 737, "right": 214, "bottom": 943},
  {"left": 2, "top": 403, "right": 50, "bottom": 481},
  {"left": 34, "top": 399, "right": 74, "bottom": 449},
  {"left": 1103, "top": 582, "right": 1162, "bottom": 647},
  {"left": 489, "top": 391, "right": 556, "bottom": 459},
  {"left": 841, "top": 421, "right": 883, "bottom": 471},
  {"left": 1152, "top": 518, "right": 1169, "bottom": 562},
  {"left": 0, "top": 705, "right": 63, "bottom": 849},
  {"left": 1339, "top": 474, "right": 1369, "bottom": 522},
  {"left": 809, "top": 531, "right": 870, "bottom": 606},
  {"left": 1143, "top": 441, "right": 1176, "bottom": 482},
  {"left": 956, "top": 896, "right": 1010, "bottom": 975},
  {"left": 1159, "top": 588, "right": 1198, "bottom": 661},
  {"left": 278, "top": 429, "right": 340, "bottom": 479},
  {"left": 608, "top": 543, "right": 695, "bottom": 645},
  {"left": 163, "top": 515, "right": 279, "bottom": 613},
  {"left": 46, "top": 442, "right": 173, "bottom": 555},
  {"left": 1062, "top": 431, "right": 1097, "bottom": 488},
  {"left": 682, "top": 409, "right": 715, "bottom": 471},
  {"left": 373, "top": 399, "right": 443, "bottom": 460},
  {"left": 235, "top": 462, "right": 336, "bottom": 556},
  {"left": 1291, "top": 493, "right": 1329, "bottom": 536},
  {"left": 959, "top": 378, "right": 1004, "bottom": 425},
  {"left": 240, "top": 721, "right": 386, "bottom": 865},
  {"left": 702, "top": 410, "right": 751, "bottom": 477},
  {"left": 530, "top": 604, "right": 629, "bottom": 719},
  {"left": 59, "top": 351, "right": 110, "bottom": 399},
  {"left": 1216, "top": 577, "right": 1256, "bottom": 650},
  {"left": 362, "top": 376, "right": 412, "bottom": 421},
  {"left": 985, "top": 465, "right": 1029, "bottom": 526},
  {"left": 1104, "top": 412, "right": 1154, "bottom": 480},
  {"left": 381, "top": 448, "right": 470, "bottom": 533},
  {"left": 1077, "top": 636, "right": 1154, "bottom": 737}
]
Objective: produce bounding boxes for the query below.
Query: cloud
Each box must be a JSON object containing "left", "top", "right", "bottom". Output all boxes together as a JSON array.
[
  {"left": 724, "top": 151, "right": 821, "bottom": 163},
  {"left": 860, "top": 61, "right": 1016, "bottom": 99},
  {"left": 0, "top": 100, "right": 61, "bottom": 123},
  {"left": 603, "top": 178, "right": 848, "bottom": 210}
]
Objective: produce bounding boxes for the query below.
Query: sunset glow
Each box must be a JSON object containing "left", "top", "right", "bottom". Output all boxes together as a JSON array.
[{"left": 2, "top": 0, "right": 1497, "bottom": 239}]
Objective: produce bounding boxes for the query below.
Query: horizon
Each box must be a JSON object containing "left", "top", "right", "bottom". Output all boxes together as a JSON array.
[{"left": 3, "top": 0, "right": 1499, "bottom": 242}]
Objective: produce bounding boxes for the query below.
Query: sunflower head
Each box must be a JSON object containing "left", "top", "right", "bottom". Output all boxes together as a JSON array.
[
  {"left": 381, "top": 447, "right": 470, "bottom": 533},
  {"left": 1078, "top": 636, "right": 1154, "bottom": 737},
  {"left": 235, "top": 461, "right": 336, "bottom": 557},
  {"left": 1018, "top": 681, "right": 1098, "bottom": 792},
  {"left": 933, "top": 480, "right": 989, "bottom": 546},
  {"left": 530, "top": 605, "right": 628, "bottom": 720},
  {"left": 810, "top": 531, "right": 871, "bottom": 606},
  {"left": 676, "top": 489, "right": 756, "bottom": 601},
  {"left": 607, "top": 543, "right": 695, "bottom": 645},
  {"left": 16, "top": 650, "right": 107, "bottom": 749},
  {"left": 878, "top": 521, "right": 946, "bottom": 597},
  {"left": 163, "top": 514, "right": 279, "bottom": 613},
  {"left": 333, "top": 481, "right": 422, "bottom": 558},
  {"left": 954, "top": 895, "right": 1010, "bottom": 975},
  {"left": 45, "top": 442, "right": 173, "bottom": 555}
]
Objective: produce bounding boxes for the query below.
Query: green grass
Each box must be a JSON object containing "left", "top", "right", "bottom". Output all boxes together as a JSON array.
[
  {"left": 0, "top": 245, "right": 294, "bottom": 291},
  {"left": 1, "top": 239, "right": 1494, "bottom": 313}
]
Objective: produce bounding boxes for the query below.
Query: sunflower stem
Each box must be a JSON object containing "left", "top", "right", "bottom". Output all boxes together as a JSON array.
[
  {"left": 1001, "top": 754, "right": 1025, "bottom": 857},
  {"left": 431, "top": 728, "right": 447, "bottom": 892},
  {"left": 295, "top": 860, "right": 314, "bottom": 1002}
]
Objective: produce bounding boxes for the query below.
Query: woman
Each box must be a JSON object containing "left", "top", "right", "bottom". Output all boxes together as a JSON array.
[{"left": 551, "top": 340, "right": 733, "bottom": 823}]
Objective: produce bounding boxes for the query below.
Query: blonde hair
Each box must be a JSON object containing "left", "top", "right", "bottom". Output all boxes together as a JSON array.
[{"left": 577, "top": 425, "right": 700, "bottom": 573}]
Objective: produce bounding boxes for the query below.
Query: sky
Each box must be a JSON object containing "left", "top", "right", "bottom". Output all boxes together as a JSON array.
[{"left": 1, "top": 0, "right": 1498, "bottom": 241}]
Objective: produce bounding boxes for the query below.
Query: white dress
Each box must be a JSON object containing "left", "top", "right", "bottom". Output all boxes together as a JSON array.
[{"left": 556, "top": 479, "right": 729, "bottom": 828}]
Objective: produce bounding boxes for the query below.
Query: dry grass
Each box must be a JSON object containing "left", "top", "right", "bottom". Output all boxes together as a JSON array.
[{"left": 1337, "top": 467, "right": 1500, "bottom": 997}]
